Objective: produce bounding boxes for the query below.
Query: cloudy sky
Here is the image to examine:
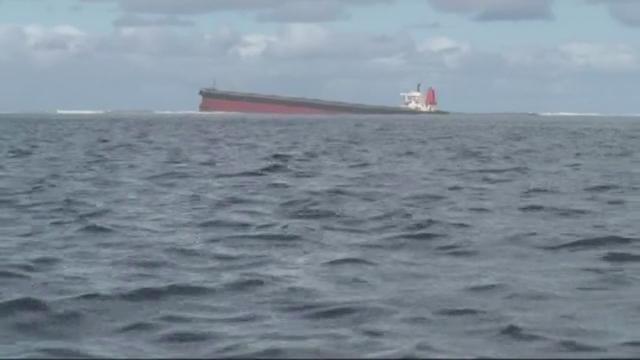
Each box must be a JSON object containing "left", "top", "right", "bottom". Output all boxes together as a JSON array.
[{"left": 0, "top": 0, "right": 639, "bottom": 113}]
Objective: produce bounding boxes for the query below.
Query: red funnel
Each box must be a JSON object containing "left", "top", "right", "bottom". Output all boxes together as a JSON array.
[{"left": 426, "top": 87, "right": 437, "bottom": 106}]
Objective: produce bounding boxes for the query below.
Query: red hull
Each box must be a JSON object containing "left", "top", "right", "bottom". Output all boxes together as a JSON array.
[{"left": 199, "top": 97, "right": 337, "bottom": 114}]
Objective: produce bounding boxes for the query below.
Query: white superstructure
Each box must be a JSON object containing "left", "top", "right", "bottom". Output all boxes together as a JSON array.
[{"left": 400, "top": 83, "right": 438, "bottom": 112}]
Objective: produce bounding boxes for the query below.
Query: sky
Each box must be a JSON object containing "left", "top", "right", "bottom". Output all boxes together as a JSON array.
[{"left": 0, "top": 0, "right": 639, "bottom": 113}]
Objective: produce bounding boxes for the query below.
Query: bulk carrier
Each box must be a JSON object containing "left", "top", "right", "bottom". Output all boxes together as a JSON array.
[{"left": 199, "top": 84, "right": 446, "bottom": 115}]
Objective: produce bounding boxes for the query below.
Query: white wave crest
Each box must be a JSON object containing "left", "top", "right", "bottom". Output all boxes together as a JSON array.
[
  {"left": 538, "top": 112, "right": 602, "bottom": 117},
  {"left": 56, "top": 110, "right": 106, "bottom": 115}
]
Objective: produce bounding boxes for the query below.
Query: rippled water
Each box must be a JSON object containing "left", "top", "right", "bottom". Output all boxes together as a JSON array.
[{"left": 1, "top": 113, "right": 639, "bottom": 358}]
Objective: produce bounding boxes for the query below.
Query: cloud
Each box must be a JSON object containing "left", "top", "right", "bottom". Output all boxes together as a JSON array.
[
  {"left": 80, "top": 0, "right": 393, "bottom": 23},
  {"left": 1, "top": 19, "right": 639, "bottom": 114},
  {"left": 427, "top": 0, "right": 554, "bottom": 21},
  {"left": 505, "top": 41, "right": 638, "bottom": 72},
  {"left": 417, "top": 36, "right": 471, "bottom": 68},
  {"left": 558, "top": 42, "right": 638, "bottom": 71},
  {"left": 587, "top": 0, "right": 640, "bottom": 27},
  {"left": 0, "top": 24, "right": 90, "bottom": 65},
  {"left": 0, "top": 22, "right": 468, "bottom": 110},
  {"left": 112, "top": 15, "right": 195, "bottom": 28}
]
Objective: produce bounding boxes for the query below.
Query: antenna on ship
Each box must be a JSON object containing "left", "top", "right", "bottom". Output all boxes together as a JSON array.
[
  {"left": 417, "top": 83, "right": 421, "bottom": 93},
  {"left": 211, "top": 79, "right": 217, "bottom": 90}
]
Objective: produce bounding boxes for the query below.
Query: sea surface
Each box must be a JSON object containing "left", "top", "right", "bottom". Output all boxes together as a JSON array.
[{"left": 1, "top": 113, "right": 639, "bottom": 358}]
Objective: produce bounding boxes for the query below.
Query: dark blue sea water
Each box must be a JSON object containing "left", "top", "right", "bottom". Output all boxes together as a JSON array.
[{"left": 1, "top": 113, "right": 639, "bottom": 358}]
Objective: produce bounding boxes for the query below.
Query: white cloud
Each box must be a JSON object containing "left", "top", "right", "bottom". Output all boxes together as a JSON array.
[
  {"left": 0, "top": 24, "right": 90, "bottom": 65},
  {"left": 417, "top": 36, "right": 471, "bottom": 68},
  {"left": 231, "top": 33, "right": 276, "bottom": 59}
]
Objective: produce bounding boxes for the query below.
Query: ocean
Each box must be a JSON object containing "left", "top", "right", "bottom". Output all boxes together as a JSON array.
[{"left": 1, "top": 113, "right": 639, "bottom": 358}]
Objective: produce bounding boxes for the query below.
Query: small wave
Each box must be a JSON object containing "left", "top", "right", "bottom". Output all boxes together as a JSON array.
[
  {"left": 436, "top": 244, "right": 462, "bottom": 251},
  {"left": 217, "top": 170, "right": 268, "bottom": 178},
  {"left": 0, "top": 297, "right": 50, "bottom": 316},
  {"left": 78, "top": 223, "right": 116, "bottom": 234},
  {"left": 157, "top": 330, "right": 213, "bottom": 343},
  {"left": 435, "top": 308, "right": 486, "bottom": 317},
  {"left": 403, "top": 193, "right": 447, "bottom": 202},
  {"left": 465, "top": 283, "right": 505, "bottom": 292},
  {"left": 197, "top": 219, "right": 253, "bottom": 230},
  {"left": 303, "top": 305, "right": 387, "bottom": 320},
  {"left": 120, "top": 284, "right": 214, "bottom": 302},
  {"left": 7, "top": 262, "right": 37, "bottom": 272},
  {"left": 163, "top": 246, "right": 204, "bottom": 258},
  {"left": 146, "top": 171, "right": 192, "bottom": 181},
  {"left": 36, "top": 347, "right": 98, "bottom": 358},
  {"left": 481, "top": 176, "right": 514, "bottom": 184},
  {"left": 229, "top": 348, "right": 287, "bottom": 358},
  {"left": 499, "top": 324, "right": 546, "bottom": 341},
  {"left": 210, "top": 313, "right": 264, "bottom": 324},
  {"left": 259, "top": 163, "right": 290, "bottom": 174},
  {"left": 221, "top": 233, "right": 304, "bottom": 242},
  {"left": 470, "top": 166, "right": 529, "bottom": 174},
  {"left": 322, "top": 257, "right": 377, "bottom": 267},
  {"left": 519, "top": 205, "right": 589, "bottom": 217},
  {"left": 444, "top": 249, "right": 479, "bottom": 257},
  {"left": 555, "top": 340, "right": 604, "bottom": 353},
  {"left": 523, "top": 187, "right": 557, "bottom": 195},
  {"left": 348, "top": 161, "right": 372, "bottom": 169},
  {"left": 0, "top": 270, "right": 30, "bottom": 279},
  {"left": 71, "top": 285, "right": 214, "bottom": 302},
  {"left": 50, "top": 309, "right": 85, "bottom": 323},
  {"left": 387, "top": 232, "right": 445, "bottom": 241},
  {"left": 584, "top": 184, "right": 621, "bottom": 193},
  {"left": 287, "top": 207, "right": 340, "bottom": 220},
  {"left": 402, "top": 219, "right": 444, "bottom": 231},
  {"left": 601, "top": 252, "right": 640, "bottom": 263},
  {"left": 267, "top": 181, "right": 290, "bottom": 189},
  {"left": 222, "top": 278, "right": 267, "bottom": 292},
  {"left": 8, "top": 148, "right": 34, "bottom": 159},
  {"left": 268, "top": 153, "right": 294, "bottom": 162},
  {"left": 468, "top": 207, "right": 492, "bottom": 213},
  {"left": 117, "top": 258, "right": 175, "bottom": 269},
  {"left": 118, "top": 321, "right": 161, "bottom": 333},
  {"left": 621, "top": 341, "right": 640, "bottom": 347},
  {"left": 546, "top": 236, "right": 638, "bottom": 250},
  {"left": 155, "top": 313, "right": 211, "bottom": 324},
  {"left": 79, "top": 209, "right": 111, "bottom": 220}
]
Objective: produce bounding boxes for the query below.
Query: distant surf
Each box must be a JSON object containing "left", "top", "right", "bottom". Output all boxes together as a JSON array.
[
  {"left": 538, "top": 112, "right": 601, "bottom": 117},
  {"left": 56, "top": 110, "right": 106, "bottom": 115},
  {"left": 538, "top": 112, "right": 640, "bottom": 117}
]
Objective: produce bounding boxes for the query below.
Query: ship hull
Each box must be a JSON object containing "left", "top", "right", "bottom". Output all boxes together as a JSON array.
[{"left": 199, "top": 89, "right": 446, "bottom": 115}]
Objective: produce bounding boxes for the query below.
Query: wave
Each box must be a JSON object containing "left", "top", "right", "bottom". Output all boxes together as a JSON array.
[
  {"left": 153, "top": 110, "right": 236, "bottom": 115},
  {"left": 53, "top": 110, "right": 229, "bottom": 116},
  {"left": 538, "top": 112, "right": 640, "bottom": 117},
  {"left": 153, "top": 111, "right": 204, "bottom": 115},
  {"left": 56, "top": 110, "right": 106, "bottom": 115}
]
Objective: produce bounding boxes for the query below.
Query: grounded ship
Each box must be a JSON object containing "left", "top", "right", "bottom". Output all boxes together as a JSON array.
[{"left": 199, "top": 84, "right": 446, "bottom": 115}]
